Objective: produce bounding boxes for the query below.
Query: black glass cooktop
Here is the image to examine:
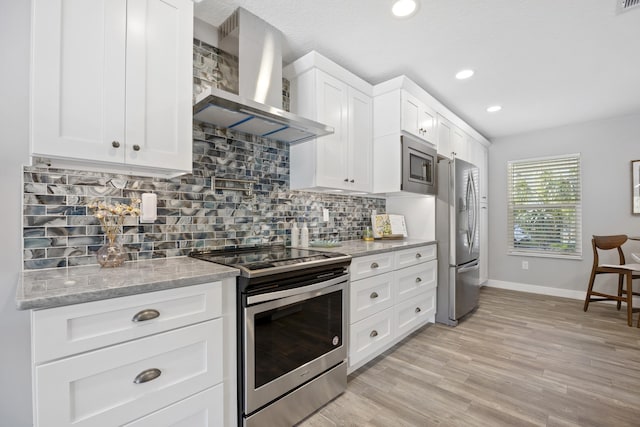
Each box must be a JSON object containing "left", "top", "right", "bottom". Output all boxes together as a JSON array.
[{"left": 189, "top": 245, "right": 350, "bottom": 277}]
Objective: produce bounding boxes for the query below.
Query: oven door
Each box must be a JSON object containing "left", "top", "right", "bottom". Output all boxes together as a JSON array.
[
  {"left": 402, "top": 134, "right": 437, "bottom": 195},
  {"left": 243, "top": 275, "right": 347, "bottom": 415}
]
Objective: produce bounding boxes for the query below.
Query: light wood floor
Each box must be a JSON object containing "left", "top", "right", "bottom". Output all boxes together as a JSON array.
[{"left": 298, "top": 287, "right": 640, "bottom": 427}]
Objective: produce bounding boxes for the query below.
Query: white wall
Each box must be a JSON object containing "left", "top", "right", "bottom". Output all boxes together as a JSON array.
[
  {"left": 488, "top": 112, "right": 640, "bottom": 297},
  {"left": 0, "top": 1, "right": 32, "bottom": 425}
]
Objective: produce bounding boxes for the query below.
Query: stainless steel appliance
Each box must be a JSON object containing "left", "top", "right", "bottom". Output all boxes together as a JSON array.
[
  {"left": 193, "top": 8, "right": 333, "bottom": 144},
  {"left": 435, "top": 157, "right": 480, "bottom": 326},
  {"left": 190, "top": 246, "right": 351, "bottom": 427},
  {"left": 402, "top": 134, "right": 437, "bottom": 195}
]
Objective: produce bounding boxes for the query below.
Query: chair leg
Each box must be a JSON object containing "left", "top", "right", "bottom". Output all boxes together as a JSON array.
[
  {"left": 584, "top": 270, "right": 597, "bottom": 312},
  {"left": 626, "top": 272, "right": 633, "bottom": 327},
  {"left": 617, "top": 274, "right": 624, "bottom": 310}
]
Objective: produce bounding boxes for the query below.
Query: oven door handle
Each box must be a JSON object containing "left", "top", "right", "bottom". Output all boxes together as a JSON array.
[{"left": 247, "top": 274, "right": 348, "bottom": 305}]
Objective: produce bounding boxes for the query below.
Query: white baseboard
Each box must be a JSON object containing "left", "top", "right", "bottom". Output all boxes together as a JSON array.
[
  {"left": 484, "top": 280, "right": 586, "bottom": 300},
  {"left": 484, "top": 279, "right": 640, "bottom": 305}
]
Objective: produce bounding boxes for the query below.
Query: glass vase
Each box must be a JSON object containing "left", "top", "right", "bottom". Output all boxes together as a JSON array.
[{"left": 96, "top": 235, "right": 127, "bottom": 268}]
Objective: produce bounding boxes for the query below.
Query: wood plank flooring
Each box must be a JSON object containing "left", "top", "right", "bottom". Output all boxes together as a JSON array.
[{"left": 297, "top": 287, "right": 640, "bottom": 427}]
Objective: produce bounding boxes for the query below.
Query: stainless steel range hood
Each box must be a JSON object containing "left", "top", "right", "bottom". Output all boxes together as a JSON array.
[
  {"left": 193, "top": 87, "right": 333, "bottom": 144},
  {"left": 193, "top": 8, "right": 333, "bottom": 144}
]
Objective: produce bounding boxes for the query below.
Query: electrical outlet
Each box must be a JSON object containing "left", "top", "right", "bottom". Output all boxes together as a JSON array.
[
  {"left": 322, "top": 208, "right": 330, "bottom": 222},
  {"left": 522, "top": 261, "right": 529, "bottom": 270}
]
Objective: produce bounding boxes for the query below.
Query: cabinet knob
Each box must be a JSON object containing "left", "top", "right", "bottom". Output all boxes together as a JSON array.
[
  {"left": 370, "top": 330, "right": 378, "bottom": 338},
  {"left": 370, "top": 262, "right": 379, "bottom": 269},
  {"left": 415, "top": 253, "right": 422, "bottom": 259},
  {"left": 415, "top": 277, "right": 422, "bottom": 283},
  {"left": 370, "top": 291, "right": 379, "bottom": 299},
  {"left": 131, "top": 309, "right": 160, "bottom": 322},
  {"left": 111, "top": 141, "right": 120, "bottom": 148},
  {"left": 415, "top": 307, "right": 421, "bottom": 313},
  {"left": 344, "top": 178, "right": 349, "bottom": 182},
  {"left": 350, "top": 179, "right": 355, "bottom": 183},
  {"left": 133, "top": 144, "right": 141, "bottom": 151},
  {"left": 133, "top": 368, "right": 162, "bottom": 384}
]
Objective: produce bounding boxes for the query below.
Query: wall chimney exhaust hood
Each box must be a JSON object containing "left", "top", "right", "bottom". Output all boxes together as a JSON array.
[{"left": 193, "top": 8, "right": 333, "bottom": 144}]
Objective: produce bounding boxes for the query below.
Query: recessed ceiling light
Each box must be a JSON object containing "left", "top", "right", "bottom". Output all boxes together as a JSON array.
[
  {"left": 392, "top": 0, "right": 418, "bottom": 18},
  {"left": 487, "top": 105, "right": 502, "bottom": 113},
  {"left": 455, "top": 69, "right": 474, "bottom": 80}
]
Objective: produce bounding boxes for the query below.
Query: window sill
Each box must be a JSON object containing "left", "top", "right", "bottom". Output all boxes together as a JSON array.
[{"left": 507, "top": 251, "right": 583, "bottom": 261}]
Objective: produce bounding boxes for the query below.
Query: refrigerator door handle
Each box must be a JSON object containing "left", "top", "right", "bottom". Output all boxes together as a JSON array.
[
  {"left": 470, "top": 172, "right": 478, "bottom": 253},
  {"left": 458, "top": 260, "right": 480, "bottom": 273}
]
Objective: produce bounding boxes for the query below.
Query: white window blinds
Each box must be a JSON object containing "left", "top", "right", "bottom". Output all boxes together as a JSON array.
[{"left": 507, "top": 154, "right": 582, "bottom": 258}]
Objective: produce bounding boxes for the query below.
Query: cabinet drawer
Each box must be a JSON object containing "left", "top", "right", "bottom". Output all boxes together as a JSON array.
[
  {"left": 395, "top": 288, "right": 436, "bottom": 337},
  {"left": 122, "top": 384, "right": 223, "bottom": 427},
  {"left": 395, "top": 259, "right": 437, "bottom": 303},
  {"left": 34, "top": 320, "right": 223, "bottom": 427},
  {"left": 350, "top": 272, "right": 394, "bottom": 324},
  {"left": 349, "top": 308, "right": 395, "bottom": 367},
  {"left": 349, "top": 252, "right": 394, "bottom": 281},
  {"left": 395, "top": 244, "right": 436, "bottom": 269},
  {"left": 32, "top": 282, "right": 221, "bottom": 363}
]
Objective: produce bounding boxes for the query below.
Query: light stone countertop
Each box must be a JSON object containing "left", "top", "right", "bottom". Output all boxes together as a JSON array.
[
  {"left": 306, "top": 238, "right": 437, "bottom": 257},
  {"left": 16, "top": 257, "right": 240, "bottom": 310}
]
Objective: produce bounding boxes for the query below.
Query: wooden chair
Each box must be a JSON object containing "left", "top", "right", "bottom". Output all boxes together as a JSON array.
[{"left": 584, "top": 235, "right": 640, "bottom": 326}]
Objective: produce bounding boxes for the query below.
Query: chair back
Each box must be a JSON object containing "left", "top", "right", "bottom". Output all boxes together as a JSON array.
[{"left": 592, "top": 234, "right": 628, "bottom": 267}]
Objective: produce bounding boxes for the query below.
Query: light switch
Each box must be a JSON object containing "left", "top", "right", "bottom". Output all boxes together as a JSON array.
[
  {"left": 140, "top": 193, "right": 157, "bottom": 223},
  {"left": 323, "top": 208, "right": 330, "bottom": 222}
]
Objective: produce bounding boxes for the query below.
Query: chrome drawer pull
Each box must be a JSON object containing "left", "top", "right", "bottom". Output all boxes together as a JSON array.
[
  {"left": 370, "top": 262, "right": 379, "bottom": 269},
  {"left": 132, "top": 309, "right": 160, "bottom": 322},
  {"left": 370, "top": 330, "right": 378, "bottom": 338},
  {"left": 133, "top": 368, "right": 161, "bottom": 384},
  {"left": 415, "top": 277, "right": 422, "bottom": 283},
  {"left": 415, "top": 253, "right": 422, "bottom": 259},
  {"left": 415, "top": 307, "right": 421, "bottom": 313},
  {"left": 370, "top": 292, "right": 379, "bottom": 299}
]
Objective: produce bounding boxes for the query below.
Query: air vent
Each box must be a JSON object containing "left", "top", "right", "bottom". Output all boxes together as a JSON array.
[{"left": 617, "top": 0, "right": 640, "bottom": 13}]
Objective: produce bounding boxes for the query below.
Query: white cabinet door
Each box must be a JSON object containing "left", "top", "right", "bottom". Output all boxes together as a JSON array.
[
  {"left": 315, "top": 70, "right": 349, "bottom": 189},
  {"left": 350, "top": 272, "right": 394, "bottom": 324},
  {"left": 123, "top": 384, "right": 224, "bottom": 427},
  {"left": 31, "top": 0, "right": 192, "bottom": 174},
  {"left": 395, "top": 288, "right": 436, "bottom": 336},
  {"left": 125, "top": 0, "right": 193, "bottom": 172},
  {"left": 32, "top": 282, "right": 222, "bottom": 364},
  {"left": 31, "top": 0, "right": 127, "bottom": 163},
  {"left": 437, "top": 115, "right": 452, "bottom": 159},
  {"left": 394, "top": 260, "right": 437, "bottom": 303},
  {"left": 401, "top": 91, "right": 435, "bottom": 144},
  {"left": 347, "top": 87, "right": 372, "bottom": 192},
  {"left": 451, "top": 126, "right": 469, "bottom": 162},
  {"left": 35, "top": 320, "right": 222, "bottom": 427},
  {"left": 349, "top": 307, "right": 394, "bottom": 367}
]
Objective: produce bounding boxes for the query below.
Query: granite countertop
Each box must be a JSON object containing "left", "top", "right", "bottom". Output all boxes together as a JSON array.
[
  {"left": 309, "top": 238, "right": 437, "bottom": 257},
  {"left": 16, "top": 257, "right": 240, "bottom": 310}
]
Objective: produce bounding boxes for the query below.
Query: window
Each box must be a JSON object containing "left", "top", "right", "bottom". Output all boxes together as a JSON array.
[{"left": 507, "top": 154, "right": 582, "bottom": 258}]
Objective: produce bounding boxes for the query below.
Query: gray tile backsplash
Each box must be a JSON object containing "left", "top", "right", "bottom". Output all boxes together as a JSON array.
[{"left": 22, "top": 39, "right": 385, "bottom": 270}]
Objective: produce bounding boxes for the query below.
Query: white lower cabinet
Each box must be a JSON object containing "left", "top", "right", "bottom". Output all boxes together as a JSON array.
[
  {"left": 349, "top": 307, "right": 395, "bottom": 367},
  {"left": 123, "top": 383, "right": 223, "bottom": 427},
  {"left": 395, "top": 288, "right": 436, "bottom": 336},
  {"left": 348, "top": 244, "right": 437, "bottom": 373},
  {"left": 31, "top": 281, "right": 233, "bottom": 427}
]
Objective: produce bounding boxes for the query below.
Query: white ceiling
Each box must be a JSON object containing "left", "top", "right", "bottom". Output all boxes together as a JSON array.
[{"left": 195, "top": 0, "right": 640, "bottom": 140}]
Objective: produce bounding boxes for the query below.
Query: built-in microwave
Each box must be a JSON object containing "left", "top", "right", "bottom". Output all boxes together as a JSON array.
[{"left": 401, "top": 134, "right": 437, "bottom": 195}]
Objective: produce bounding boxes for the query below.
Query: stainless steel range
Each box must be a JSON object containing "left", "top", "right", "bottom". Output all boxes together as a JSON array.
[{"left": 190, "top": 246, "right": 351, "bottom": 427}]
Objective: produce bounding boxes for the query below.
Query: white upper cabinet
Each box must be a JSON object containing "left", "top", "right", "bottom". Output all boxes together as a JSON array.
[
  {"left": 437, "top": 115, "right": 470, "bottom": 162},
  {"left": 401, "top": 91, "right": 436, "bottom": 144},
  {"left": 31, "top": 0, "right": 193, "bottom": 176},
  {"left": 286, "top": 53, "right": 373, "bottom": 192}
]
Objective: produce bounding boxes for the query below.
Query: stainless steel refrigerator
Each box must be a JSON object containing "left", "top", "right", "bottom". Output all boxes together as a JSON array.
[{"left": 435, "top": 157, "right": 480, "bottom": 326}]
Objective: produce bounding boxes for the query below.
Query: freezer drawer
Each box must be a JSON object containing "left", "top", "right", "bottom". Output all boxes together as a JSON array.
[{"left": 453, "top": 260, "right": 480, "bottom": 321}]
